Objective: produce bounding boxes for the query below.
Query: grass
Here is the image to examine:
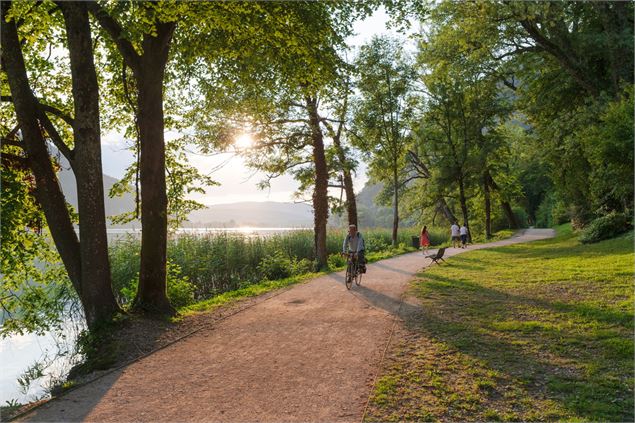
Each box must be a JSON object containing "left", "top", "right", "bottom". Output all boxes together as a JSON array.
[{"left": 365, "top": 225, "right": 634, "bottom": 422}]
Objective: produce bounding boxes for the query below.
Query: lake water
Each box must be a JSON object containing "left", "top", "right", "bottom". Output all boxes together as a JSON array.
[{"left": 1, "top": 227, "right": 306, "bottom": 405}]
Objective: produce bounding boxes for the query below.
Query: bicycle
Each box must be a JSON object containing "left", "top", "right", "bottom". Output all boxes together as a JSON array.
[{"left": 344, "top": 252, "right": 363, "bottom": 290}]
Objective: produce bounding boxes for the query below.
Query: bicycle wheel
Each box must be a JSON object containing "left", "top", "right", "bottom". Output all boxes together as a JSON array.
[{"left": 345, "top": 263, "right": 353, "bottom": 290}]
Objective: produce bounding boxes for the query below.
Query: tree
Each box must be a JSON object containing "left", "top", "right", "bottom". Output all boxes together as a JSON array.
[
  {"left": 423, "top": 1, "right": 634, "bottom": 225},
  {"left": 88, "top": 1, "right": 177, "bottom": 315},
  {"left": 322, "top": 79, "right": 359, "bottom": 228},
  {"left": 178, "top": 2, "right": 370, "bottom": 269},
  {"left": 1, "top": 1, "right": 120, "bottom": 328},
  {"left": 352, "top": 36, "right": 417, "bottom": 246}
]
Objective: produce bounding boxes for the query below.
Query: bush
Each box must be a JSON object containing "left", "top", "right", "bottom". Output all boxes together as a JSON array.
[
  {"left": 291, "top": 258, "right": 314, "bottom": 275},
  {"left": 257, "top": 250, "right": 292, "bottom": 280},
  {"left": 579, "top": 212, "right": 633, "bottom": 244},
  {"left": 165, "top": 262, "right": 195, "bottom": 309},
  {"left": 327, "top": 253, "right": 346, "bottom": 269},
  {"left": 118, "top": 261, "right": 195, "bottom": 309}
]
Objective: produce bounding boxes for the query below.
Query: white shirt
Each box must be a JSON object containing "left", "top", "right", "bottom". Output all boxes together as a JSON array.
[
  {"left": 451, "top": 224, "right": 460, "bottom": 237},
  {"left": 460, "top": 226, "right": 468, "bottom": 235}
]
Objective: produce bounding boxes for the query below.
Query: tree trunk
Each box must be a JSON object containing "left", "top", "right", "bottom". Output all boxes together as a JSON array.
[
  {"left": 485, "top": 171, "right": 519, "bottom": 229},
  {"left": 132, "top": 25, "right": 176, "bottom": 315},
  {"left": 436, "top": 197, "right": 458, "bottom": 225},
  {"left": 306, "top": 96, "right": 328, "bottom": 270},
  {"left": 457, "top": 176, "right": 471, "bottom": 242},
  {"left": 391, "top": 165, "right": 399, "bottom": 247},
  {"left": 332, "top": 132, "right": 357, "bottom": 227},
  {"left": 60, "top": 2, "right": 120, "bottom": 324},
  {"left": 1, "top": 3, "right": 82, "bottom": 287},
  {"left": 483, "top": 173, "right": 492, "bottom": 239},
  {"left": 500, "top": 201, "right": 519, "bottom": 229},
  {"left": 343, "top": 171, "right": 358, "bottom": 228}
]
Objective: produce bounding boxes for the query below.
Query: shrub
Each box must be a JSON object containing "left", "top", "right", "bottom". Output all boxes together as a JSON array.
[
  {"left": 327, "top": 253, "right": 346, "bottom": 269},
  {"left": 579, "top": 212, "right": 633, "bottom": 244},
  {"left": 291, "top": 258, "right": 314, "bottom": 275},
  {"left": 118, "top": 261, "right": 195, "bottom": 309},
  {"left": 257, "top": 250, "right": 292, "bottom": 280},
  {"left": 166, "top": 262, "right": 195, "bottom": 309}
]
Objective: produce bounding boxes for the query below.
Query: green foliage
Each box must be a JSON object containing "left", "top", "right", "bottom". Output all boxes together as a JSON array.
[
  {"left": 109, "top": 228, "right": 421, "bottom": 307},
  {"left": 117, "top": 261, "right": 195, "bottom": 309},
  {"left": 0, "top": 144, "right": 72, "bottom": 336},
  {"left": 327, "top": 253, "right": 346, "bottom": 269},
  {"left": 535, "top": 191, "right": 569, "bottom": 228},
  {"left": 257, "top": 250, "right": 293, "bottom": 281},
  {"left": 579, "top": 213, "right": 634, "bottom": 244}
]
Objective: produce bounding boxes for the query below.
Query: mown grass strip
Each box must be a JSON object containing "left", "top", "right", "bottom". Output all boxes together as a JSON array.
[{"left": 365, "top": 225, "right": 634, "bottom": 422}]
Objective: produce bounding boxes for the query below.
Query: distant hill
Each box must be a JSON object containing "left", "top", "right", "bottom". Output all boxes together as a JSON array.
[{"left": 187, "top": 201, "right": 313, "bottom": 227}]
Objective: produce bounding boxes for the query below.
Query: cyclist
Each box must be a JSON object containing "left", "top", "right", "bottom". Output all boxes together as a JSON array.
[{"left": 342, "top": 224, "right": 366, "bottom": 273}]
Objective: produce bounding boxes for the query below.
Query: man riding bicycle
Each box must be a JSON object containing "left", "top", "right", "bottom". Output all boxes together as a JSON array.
[{"left": 342, "top": 224, "right": 366, "bottom": 273}]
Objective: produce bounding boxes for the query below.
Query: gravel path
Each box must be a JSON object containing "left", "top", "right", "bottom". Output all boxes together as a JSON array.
[{"left": 18, "top": 229, "right": 554, "bottom": 423}]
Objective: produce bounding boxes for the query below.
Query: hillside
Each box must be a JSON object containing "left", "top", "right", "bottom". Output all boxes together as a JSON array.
[{"left": 186, "top": 202, "right": 313, "bottom": 227}]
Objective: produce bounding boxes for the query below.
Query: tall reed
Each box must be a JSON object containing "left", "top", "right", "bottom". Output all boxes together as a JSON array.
[{"left": 109, "top": 227, "right": 449, "bottom": 304}]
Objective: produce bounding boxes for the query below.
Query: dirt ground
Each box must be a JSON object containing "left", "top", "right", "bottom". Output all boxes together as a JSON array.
[{"left": 16, "top": 229, "right": 554, "bottom": 423}]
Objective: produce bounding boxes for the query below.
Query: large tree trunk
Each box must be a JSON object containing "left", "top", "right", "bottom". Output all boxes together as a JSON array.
[
  {"left": 483, "top": 173, "right": 492, "bottom": 239},
  {"left": 132, "top": 24, "right": 176, "bottom": 315},
  {"left": 60, "top": 1, "right": 120, "bottom": 325},
  {"left": 87, "top": 5, "right": 175, "bottom": 315},
  {"left": 306, "top": 96, "right": 329, "bottom": 270},
  {"left": 1, "top": 3, "right": 82, "bottom": 287},
  {"left": 391, "top": 165, "right": 399, "bottom": 247}
]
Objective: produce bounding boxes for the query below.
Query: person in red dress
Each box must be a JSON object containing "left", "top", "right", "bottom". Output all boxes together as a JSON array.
[{"left": 420, "top": 225, "right": 431, "bottom": 254}]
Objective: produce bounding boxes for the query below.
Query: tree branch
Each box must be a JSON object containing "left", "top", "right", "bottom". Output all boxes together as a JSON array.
[
  {"left": 86, "top": 1, "right": 140, "bottom": 70},
  {"left": 37, "top": 109, "right": 74, "bottom": 164}
]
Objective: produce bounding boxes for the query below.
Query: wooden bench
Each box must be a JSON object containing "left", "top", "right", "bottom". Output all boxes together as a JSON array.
[{"left": 426, "top": 247, "right": 446, "bottom": 265}]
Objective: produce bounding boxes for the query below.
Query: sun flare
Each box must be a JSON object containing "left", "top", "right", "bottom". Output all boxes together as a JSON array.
[{"left": 235, "top": 133, "right": 254, "bottom": 150}]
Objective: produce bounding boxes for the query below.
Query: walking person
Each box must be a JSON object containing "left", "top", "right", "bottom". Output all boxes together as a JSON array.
[
  {"left": 460, "top": 223, "right": 469, "bottom": 248},
  {"left": 451, "top": 221, "right": 460, "bottom": 248},
  {"left": 420, "top": 225, "right": 430, "bottom": 254}
]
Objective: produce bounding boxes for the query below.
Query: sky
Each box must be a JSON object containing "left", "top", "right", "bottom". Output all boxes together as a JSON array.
[{"left": 100, "top": 7, "right": 411, "bottom": 206}]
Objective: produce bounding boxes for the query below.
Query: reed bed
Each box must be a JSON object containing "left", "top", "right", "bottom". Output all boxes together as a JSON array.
[{"left": 109, "top": 227, "right": 449, "bottom": 306}]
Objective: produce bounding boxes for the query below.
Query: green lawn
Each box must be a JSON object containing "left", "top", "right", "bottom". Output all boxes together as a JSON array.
[{"left": 365, "top": 225, "right": 634, "bottom": 422}]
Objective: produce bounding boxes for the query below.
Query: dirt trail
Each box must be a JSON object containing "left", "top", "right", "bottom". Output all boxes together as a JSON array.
[{"left": 18, "top": 229, "right": 554, "bottom": 423}]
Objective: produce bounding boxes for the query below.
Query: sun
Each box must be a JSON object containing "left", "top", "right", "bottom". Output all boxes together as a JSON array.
[{"left": 234, "top": 133, "right": 254, "bottom": 150}]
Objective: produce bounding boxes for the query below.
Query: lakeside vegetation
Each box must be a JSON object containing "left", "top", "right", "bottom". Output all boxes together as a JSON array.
[
  {"left": 110, "top": 227, "right": 451, "bottom": 310},
  {"left": 365, "top": 225, "right": 634, "bottom": 422}
]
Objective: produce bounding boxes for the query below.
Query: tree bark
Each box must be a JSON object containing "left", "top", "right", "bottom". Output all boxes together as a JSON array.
[
  {"left": 331, "top": 132, "right": 357, "bottom": 227},
  {"left": 306, "top": 96, "right": 329, "bottom": 270},
  {"left": 132, "top": 23, "right": 176, "bottom": 315},
  {"left": 1, "top": 1, "right": 121, "bottom": 328},
  {"left": 59, "top": 1, "right": 120, "bottom": 324},
  {"left": 483, "top": 173, "right": 492, "bottom": 239},
  {"left": 391, "top": 165, "right": 399, "bottom": 247},
  {"left": 89, "top": 2, "right": 176, "bottom": 314}
]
